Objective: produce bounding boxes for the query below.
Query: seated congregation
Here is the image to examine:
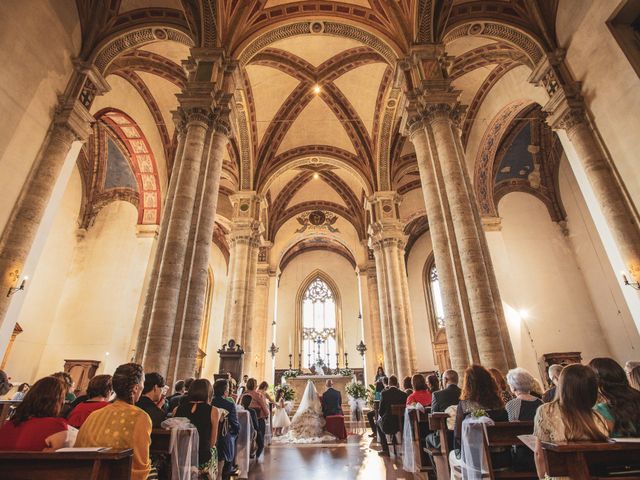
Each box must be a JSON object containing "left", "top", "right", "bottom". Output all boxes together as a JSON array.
[{"left": 1, "top": 358, "right": 640, "bottom": 479}]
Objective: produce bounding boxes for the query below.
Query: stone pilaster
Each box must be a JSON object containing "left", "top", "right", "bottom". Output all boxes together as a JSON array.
[
  {"left": 0, "top": 62, "right": 109, "bottom": 329},
  {"left": 221, "top": 192, "right": 264, "bottom": 371},
  {"left": 250, "top": 257, "right": 272, "bottom": 379},
  {"left": 370, "top": 240, "right": 396, "bottom": 375},
  {"left": 368, "top": 192, "right": 414, "bottom": 379},
  {"left": 530, "top": 51, "right": 640, "bottom": 283},
  {"left": 364, "top": 259, "right": 384, "bottom": 371}
]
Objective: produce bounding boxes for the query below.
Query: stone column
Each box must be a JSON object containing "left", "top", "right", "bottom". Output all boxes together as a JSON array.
[
  {"left": 143, "top": 108, "right": 211, "bottom": 375},
  {"left": 364, "top": 260, "right": 384, "bottom": 370},
  {"left": 174, "top": 125, "right": 230, "bottom": 381},
  {"left": 221, "top": 192, "right": 263, "bottom": 361},
  {"left": 370, "top": 242, "right": 396, "bottom": 375},
  {"left": 406, "top": 121, "right": 472, "bottom": 373},
  {"left": 250, "top": 259, "right": 272, "bottom": 378},
  {"left": 528, "top": 52, "right": 640, "bottom": 283},
  {"left": 0, "top": 65, "right": 108, "bottom": 329},
  {"left": 368, "top": 192, "right": 414, "bottom": 379}
]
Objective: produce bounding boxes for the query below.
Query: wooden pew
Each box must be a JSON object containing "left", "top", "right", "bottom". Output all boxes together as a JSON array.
[
  {"left": 389, "top": 404, "right": 406, "bottom": 457},
  {"left": 542, "top": 440, "right": 640, "bottom": 480},
  {"left": 0, "top": 448, "right": 133, "bottom": 480},
  {"left": 482, "top": 421, "right": 536, "bottom": 480},
  {"left": 407, "top": 408, "right": 435, "bottom": 475},
  {"left": 427, "top": 413, "right": 451, "bottom": 479},
  {"left": 150, "top": 428, "right": 171, "bottom": 455}
]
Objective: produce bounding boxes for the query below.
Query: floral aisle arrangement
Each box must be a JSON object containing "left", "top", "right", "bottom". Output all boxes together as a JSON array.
[
  {"left": 282, "top": 369, "right": 299, "bottom": 380},
  {"left": 338, "top": 367, "right": 353, "bottom": 377},
  {"left": 345, "top": 381, "right": 367, "bottom": 422}
]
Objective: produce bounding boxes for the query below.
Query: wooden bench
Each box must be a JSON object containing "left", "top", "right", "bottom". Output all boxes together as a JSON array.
[
  {"left": 0, "top": 400, "right": 21, "bottom": 427},
  {"left": 482, "top": 421, "right": 536, "bottom": 480},
  {"left": 427, "top": 412, "right": 451, "bottom": 479},
  {"left": 388, "top": 404, "right": 406, "bottom": 457},
  {"left": 542, "top": 440, "right": 640, "bottom": 480},
  {"left": 0, "top": 448, "right": 133, "bottom": 480},
  {"left": 407, "top": 408, "right": 435, "bottom": 475}
]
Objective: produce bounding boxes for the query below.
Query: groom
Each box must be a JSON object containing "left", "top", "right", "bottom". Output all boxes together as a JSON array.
[{"left": 321, "top": 379, "right": 343, "bottom": 417}]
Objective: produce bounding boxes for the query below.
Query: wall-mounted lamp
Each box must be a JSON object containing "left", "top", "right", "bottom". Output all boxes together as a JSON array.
[
  {"left": 268, "top": 342, "right": 279, "bottom": 359},
  {"left": 7, "top": 276, "right": 28, "bottom": 297},
  {"left": 356, "top": 340, "right": 367, "bottom": 357},
  {"left": 621, "top": 272, "right": 640, "bottom": 290}
]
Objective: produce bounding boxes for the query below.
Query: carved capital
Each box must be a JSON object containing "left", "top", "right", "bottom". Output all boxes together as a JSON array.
[{"left": 53, "top": 97, "right": 95, "bottom": 142}]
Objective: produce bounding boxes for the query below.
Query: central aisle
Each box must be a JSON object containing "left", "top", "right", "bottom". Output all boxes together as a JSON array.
[{"left": 248, "top": 436, "right": 418, "bottom": 479}]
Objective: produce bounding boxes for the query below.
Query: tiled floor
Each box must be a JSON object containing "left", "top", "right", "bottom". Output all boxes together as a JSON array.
[{"left": 248, "top": 435, "right": 419, "bottom": 480}]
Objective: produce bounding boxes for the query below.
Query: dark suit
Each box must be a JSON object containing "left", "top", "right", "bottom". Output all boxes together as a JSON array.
[
  {"left": 542, "top": 385, "right": 556, "bottom": 403},
  {"left": 426, "top": 384, "right": 461, "bottom": 449},
  {"left": 212, "top": 395, "right": 240, "bottom": 472},
  {"left": 321, "top": 387, "right": 343, "bottom": 416},
  {"left": 376, "top": 386, "right": 408, "bottom": 452},
  {"left": 136, "top": 395, "right": 167, "bottom": 428}
]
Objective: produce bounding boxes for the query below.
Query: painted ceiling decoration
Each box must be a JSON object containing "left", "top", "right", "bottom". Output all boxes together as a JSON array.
[{"left": 71, "top": 0, "right": 563, "bottom": 256}]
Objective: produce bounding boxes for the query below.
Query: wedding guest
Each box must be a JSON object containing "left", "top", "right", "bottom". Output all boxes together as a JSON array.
[
  {"left": 630, "top": 366, "right": 640, "bottom": 391},
  {"left": 259, "top": 381, "right": 275, "bottom": 404},
  {"left": 533, "top": 364, "right": 608, "bottom": 479},
  {"left": 427, "top": 374, "right": 440, "bottom": 393},
  {"left": 76, "top": 363, "right": 151, "bottom": 480},
  {"left": 212, "top": 379, "right": 240, "bottom": 478},
  {"left": 0, "top": 376, "right": 70, "bottom": 451},
  {"left": 272, "top": 390, "right": 291, "bottom": 436},
  {"left": 0, "top": 369, "right": 12, "bottom": 396},
  {"left": 542, "top": 364, "right": 563, "bottom": 403},
  {"left": 377, "top": 375, "right": 408, "bottom": 456},
  {"left": 489, "top": 367, "right": 513, "bottom": 404},
  {"left": 241, "top": 394, "right": 260, "bottom": 455},
  {"left": 52, "top": 371, "right": 76, "bottom": 402},
  {"left": 625, "top": 360, "right": 640, "bottom": 377},
  {"left": 402, "top": 376, "right": 413, "bottom": 395},
  {"left": 367, "top": 381, "right": 385, "bottom": 438},
  {"left": 67, "top": 374, "right": 112, "bottom": 428},
  {"left": 589, "top": 357, "right": 640, "bottom": 437},
  {"left": 135, "top": 372, "right": 167, "bottom": 427},
  {"left": 166, "top": 379, "right": 185, "bottom": 406},
  {"left": 426, "top": 370, "right": 461, "bottom": 450},
  {"left": 169, "top": 377, "right": 194, "bottom": 411},
  {"left": 406, "top": 374, "right": 431, "bottom": 407},
  {"left": 451, "top": 365, "right": 508, "bottom": 468},
  {"left": 174, "top": 379, "right": 222, "bottom": 477},
  {"left": 11, "top": 382, "right": 29, "bottom": 401},
  {"left": 382, "top": 375, "right": 389, "bottom": 389},
  {"left": 245, "top": 378, "right": 269, "bottom": 458},
  {"left": 505, "top": 368, "right": 543, "bottom": 471},
  {"left": 375, "top": 366, "right": 386, "bottom": 382}
]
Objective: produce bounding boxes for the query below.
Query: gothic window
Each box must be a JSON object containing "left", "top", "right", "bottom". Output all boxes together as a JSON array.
[
  {"left": 301, "top": 277, "right": 337, "bottom": 368},
  {"left": 427, "top": 262, "right": 446, "bottom": 330}
]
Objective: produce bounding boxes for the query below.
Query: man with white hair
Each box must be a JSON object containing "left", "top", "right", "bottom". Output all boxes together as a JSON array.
[{"left": 542, "top": 364, "right": 563, "bottom": 403}]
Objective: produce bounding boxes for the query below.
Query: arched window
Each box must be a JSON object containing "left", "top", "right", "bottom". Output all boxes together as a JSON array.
[
  {"left": 301, "top": 277, "right": 337, "bottom": 368},
  {"left": 428, "top": 262, "right": 446, "bottom": 330}
]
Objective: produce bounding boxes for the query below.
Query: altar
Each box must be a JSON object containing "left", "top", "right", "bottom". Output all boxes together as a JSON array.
[{"left": 286, "top": 375, "right": 353, "bottom": 413}]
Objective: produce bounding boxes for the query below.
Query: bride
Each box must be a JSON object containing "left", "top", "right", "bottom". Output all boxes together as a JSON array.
[{"left": 276, "top": 380, "right": 334, "bottom": 443}]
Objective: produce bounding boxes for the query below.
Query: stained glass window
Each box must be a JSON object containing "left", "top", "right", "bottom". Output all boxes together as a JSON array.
[
  {"left": 429, "top": 264, "right": 446, "bottom": 329},
  {"left": 301, "top": 278, "right": 336, "bottom": 368}
]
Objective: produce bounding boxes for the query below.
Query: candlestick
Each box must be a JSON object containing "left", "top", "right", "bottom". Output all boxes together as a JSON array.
[
  {"left": 298, "top": 353, "right": 302, "bottom": 370},
  {"left": 345, "top": 352, "right": 349, "bottom": 368},
  {"left": 336, "top": 353, "right": 340, "bottom": 369},
  {"left": 288, "top": 354, "right": 292, "bottom": 370}
]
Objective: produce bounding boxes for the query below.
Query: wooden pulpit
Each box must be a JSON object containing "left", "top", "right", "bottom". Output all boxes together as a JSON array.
[{"left": 217, "top": 339, "right": 244, "bottom": 383}]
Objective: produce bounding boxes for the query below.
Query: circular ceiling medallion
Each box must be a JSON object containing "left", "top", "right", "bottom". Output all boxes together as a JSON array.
[
  {"left": 310, "top": 157, "right": 320, "bottom": 163},
  {"left": 310, "top": 21, "right": 324, "bottom": 34},
  {"left": 469, "top": 23, "right": 484, "bottom": 35},
  {"left": 309, "top": 210, "right": 326, "bottom": 226},
  {"left": 382, "top": 204, "right": 392, "bottom": 213},
  {"left": 387, "top": 99, "right": 397, "bottom": 109},
  {"left": 153, "top": 28, "right": 168, "bottom": 40},
  {"left": 239, "top": 203, "right": 249, "bottom": 212}
]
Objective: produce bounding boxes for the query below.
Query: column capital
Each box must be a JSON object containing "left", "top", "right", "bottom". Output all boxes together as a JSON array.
[{"left": 53, "top": 97, "right": 95, "bottom": 142}]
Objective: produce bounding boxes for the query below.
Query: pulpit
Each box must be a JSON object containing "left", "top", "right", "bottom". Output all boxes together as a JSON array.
[
  {"left": 540, "top": 352, "right": 582, "bottom": 388},
  {"left": 218, "top": 339, "right": 244, "bottom": 382},
  {"left": 63, "top": 359, "right": 100, "bottom": 396}
]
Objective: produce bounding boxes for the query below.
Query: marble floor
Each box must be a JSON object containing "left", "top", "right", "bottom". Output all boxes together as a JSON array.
[{"left": 248, "top": 435, "right": 419, "bottom": 480}]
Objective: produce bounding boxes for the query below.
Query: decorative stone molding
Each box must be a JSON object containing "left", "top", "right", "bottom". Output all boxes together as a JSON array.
[{"left": 481, "top": 216, "right": 502, "bottom": 232}]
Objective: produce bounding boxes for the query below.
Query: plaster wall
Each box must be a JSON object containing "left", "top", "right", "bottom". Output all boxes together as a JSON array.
[
  {"left": 406, "top": 232, "right": 439, "bottom": 373},
  {"left": 557, "top": 0, "right": 640, "bottom": 209},
  {"left": 3, "top": 167, "right": 82, "bottom": 384},
  {"left": 275, "top": 250, "right": 363, "bottom": 371},
  {"left": 0, "top": 1, "right": 81, "bottom": 232},
  {"left": 35, "top": 201, "right": 154, "bottom": 377},
  {"left": 489, "top": 192, "right": 611, "bottom": 379},
  {"left": 558, "top": 159, "right": 640, "bottom": 360}
]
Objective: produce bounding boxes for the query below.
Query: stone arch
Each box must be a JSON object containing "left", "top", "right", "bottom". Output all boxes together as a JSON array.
[
  {"left": 443, "top": 21, "right": 545, "bottom": 67},
  {"left": 91, "top": 26, "right": 194, "bottom": 73},
  {"left": 93, "top": 108, "right": 162, "bottom": 226}
]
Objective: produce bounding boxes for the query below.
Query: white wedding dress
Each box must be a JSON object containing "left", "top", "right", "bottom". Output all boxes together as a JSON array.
[{"left": 273, "top": 380, "right": 335, "bottom": 444}]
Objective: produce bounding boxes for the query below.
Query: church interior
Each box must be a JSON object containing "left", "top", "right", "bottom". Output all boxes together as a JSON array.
[{"left": 1, "top": 0, "right": 640, "bottom": 479}]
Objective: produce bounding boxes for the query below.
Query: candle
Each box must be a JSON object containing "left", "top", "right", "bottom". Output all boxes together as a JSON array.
[{"left": 288, "top": 335, "right": 292, "bottom": 353}]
